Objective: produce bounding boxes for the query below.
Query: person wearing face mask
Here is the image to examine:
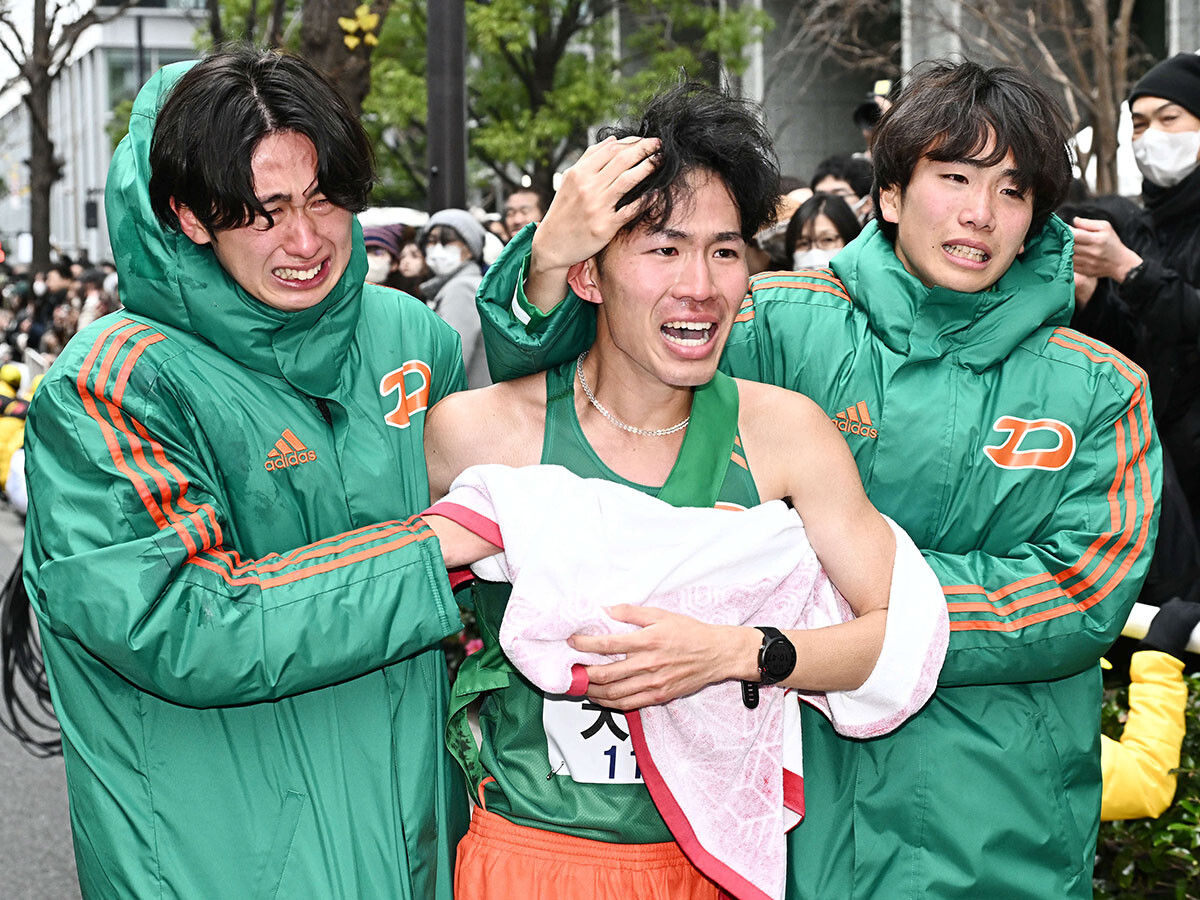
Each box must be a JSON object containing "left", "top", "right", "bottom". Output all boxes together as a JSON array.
[
  {"left": 420, "top": 209, "right": 491, "bottom": 388},
  {"left": 785, "top": 192, "right": 862, "bottom": 270},
  {"left": 363, "top": 223, "right": 407, "bottom": 287},
  {"left": 1072, "top": 52, "right": 1200, "bottom": 533}
]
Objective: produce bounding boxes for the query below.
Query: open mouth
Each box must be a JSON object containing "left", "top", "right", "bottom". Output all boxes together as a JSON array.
[
  {"left": 943, "top": 243, "right": 989, "bottom": 263},
  {"left": 661, "top": 320, "right": 716, "bottom": 347},
  {"left": 272, "top": 259, "right": 328, "bottom": 285}
]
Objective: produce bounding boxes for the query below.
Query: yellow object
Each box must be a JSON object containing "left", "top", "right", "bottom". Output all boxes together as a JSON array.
[
  {"left": 338, "top": 4, "right": 379, "bottom": 50},
  {"left": 1100, "top": 650, "right": 1189, "bottom": 820},
  {"left": 0, "top": 414, "right": 24, "bottom": 491},
  {"left": 0, "top": 363, "right": 20, "bottom": 391}
]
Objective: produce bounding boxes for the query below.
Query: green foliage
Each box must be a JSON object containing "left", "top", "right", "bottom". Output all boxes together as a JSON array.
[
  {"left": 622, "top": 0, "right": 772, "bottom": 87},
  {"left": 361, "top": 2, "right": 429, "bottom": 206},
  {"left": 363, "top": 0, "right": 769, "bottom": 208},
  {"left": 1094, "top": 671, "right": 1200, "bottom": 899},
  {"left": 107, "top": 99, "right": 134, "bottom": 152}
]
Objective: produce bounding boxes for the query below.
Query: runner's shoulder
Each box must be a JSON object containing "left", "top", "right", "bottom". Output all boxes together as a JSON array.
[{"left": 426, "top": 372, "right": 546, "bottom": 464}]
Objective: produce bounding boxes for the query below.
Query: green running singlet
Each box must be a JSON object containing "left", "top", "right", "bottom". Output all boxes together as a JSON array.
[{"left": 447, "top": 359, "right": 759, "bottom": 843}]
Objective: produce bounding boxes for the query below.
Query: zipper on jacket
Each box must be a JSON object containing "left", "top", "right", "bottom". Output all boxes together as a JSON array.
[
  {"left": 315, "top": 397, "right": 332, "bottom": 426},
  {"left": 308, "top": 394, "right": 356, "bottom": 523}
]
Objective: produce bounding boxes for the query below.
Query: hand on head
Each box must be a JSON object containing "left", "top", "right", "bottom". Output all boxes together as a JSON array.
[{"left": 530, "top": 136, "right": 661, "bottom": 277}]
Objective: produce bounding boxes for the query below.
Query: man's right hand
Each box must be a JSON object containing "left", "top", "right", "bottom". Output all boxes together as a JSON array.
[{"left": 525, "top": 136, "right": 661, "bottom": 312}]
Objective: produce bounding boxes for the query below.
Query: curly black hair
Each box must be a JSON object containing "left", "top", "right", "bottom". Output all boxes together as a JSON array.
[{"left": 601, "top": 81, "right": 781, "bottom": 242}]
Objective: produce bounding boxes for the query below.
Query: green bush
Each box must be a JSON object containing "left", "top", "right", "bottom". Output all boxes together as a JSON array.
[{"left": 1094, "top": 670, "right": 1200, "bottom": 899}]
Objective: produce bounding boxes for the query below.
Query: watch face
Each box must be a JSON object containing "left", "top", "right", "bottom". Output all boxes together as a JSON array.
[{"left": 763, "top": 638, "right": 797, "bottom": 679}]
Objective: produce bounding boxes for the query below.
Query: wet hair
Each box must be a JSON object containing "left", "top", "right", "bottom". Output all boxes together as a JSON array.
[
  {"left": 871, "top": 60, "right": 1072, "bottom": 242},
  {"left": 810, "top": 155, "right": 874, "bottom": 199},
  {"left": 601, "top": 81, "right": 780, "bottom": 242},
  {"left": 785, "top": 192, "right": 862, "bottom": 255},
  {"left": 149, "top": 45, "right": 374, "bottom": 235}
]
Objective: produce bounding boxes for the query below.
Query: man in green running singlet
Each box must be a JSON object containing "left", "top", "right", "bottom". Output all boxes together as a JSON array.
[{"left": 421, "top": 83, "right": 909, "bottom": 900}]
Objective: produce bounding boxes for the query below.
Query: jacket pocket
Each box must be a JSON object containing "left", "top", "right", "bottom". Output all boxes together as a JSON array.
[
  {"left": 1028, "top": 710, "right": 1085, "bottom": 883},
  {"left": 253, "top": 790, "right": 306, "bottom": 900}
]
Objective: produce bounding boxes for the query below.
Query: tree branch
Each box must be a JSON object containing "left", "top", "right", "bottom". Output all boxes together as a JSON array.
[{"left": 50, "top": 0, "right": 139, "bottom": 78}]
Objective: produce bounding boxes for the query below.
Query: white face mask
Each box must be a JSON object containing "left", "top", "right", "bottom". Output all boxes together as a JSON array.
[
  {"left": 424, "top": 243, "right": 466, "bottom": 277},
  {"left": 1133, "top": 127, "right": 1200, "bottom": 187},
  {"left": 793, "top": 248, "right": 836, "bottom": 269},
  {"left": 365, "top": 254, "right": 393, "bottom": 284}
]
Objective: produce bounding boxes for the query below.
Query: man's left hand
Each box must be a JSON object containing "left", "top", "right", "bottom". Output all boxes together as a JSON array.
[
  {"left": 1071, "top": 217, "right": 1143, "bottom": 282},
  {"left": 569, "top": 605, "right": 758, "bottom": 710}
]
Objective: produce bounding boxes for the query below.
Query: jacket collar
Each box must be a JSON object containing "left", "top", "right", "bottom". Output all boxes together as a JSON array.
[
  {"left": 830, "top": 217, "right": 1075, "bottom": 372},
  {"left": 106, "top": 61, "right": 366, "bottom": 399},
  {"left": 420, "top": 260, "right": 477, "bottom": 300},
  {"left": 1143, "top": 164, "right": 1200, "bottom": 230}
]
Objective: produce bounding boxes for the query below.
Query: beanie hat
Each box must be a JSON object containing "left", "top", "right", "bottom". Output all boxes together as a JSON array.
[
  {"left": 420, "top": 209, "right": 486, "bottom": 262},
  {"left": 362, "top": 224, "right": 404, "bottom": 260},
  {"left": 1129, "top": 53, "right": 1200, "bottom": 120}
]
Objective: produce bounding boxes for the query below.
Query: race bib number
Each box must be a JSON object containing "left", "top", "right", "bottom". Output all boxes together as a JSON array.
[{"left": 543, "top": 694, "right": 643, "bottom": 784}]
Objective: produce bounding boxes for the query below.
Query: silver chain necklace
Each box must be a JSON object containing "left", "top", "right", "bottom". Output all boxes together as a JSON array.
[{"left": 575, "top": 351, "right": 690, "bottom": 437}]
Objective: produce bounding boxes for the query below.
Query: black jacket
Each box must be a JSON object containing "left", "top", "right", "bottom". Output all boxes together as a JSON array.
[
  {"left": 1067, "top": 176, "right": 1200, "bottom": 603},
  {"left": 1119, "top": 172, "right": 1200, "bottom": 517}
]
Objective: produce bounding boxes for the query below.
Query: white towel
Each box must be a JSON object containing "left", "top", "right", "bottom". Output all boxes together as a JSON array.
[{"left": 428, "top": 463, "right": 948, "bottom": 900}]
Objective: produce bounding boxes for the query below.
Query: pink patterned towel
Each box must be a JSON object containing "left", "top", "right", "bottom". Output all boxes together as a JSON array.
[{"left": 427, "top": 464, "right": 948, "bottom": 900}]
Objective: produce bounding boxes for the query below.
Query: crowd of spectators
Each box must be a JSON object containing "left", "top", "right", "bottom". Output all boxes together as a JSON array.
[{"left": 0, "top": 257, "right": 120, "bottom": 371}]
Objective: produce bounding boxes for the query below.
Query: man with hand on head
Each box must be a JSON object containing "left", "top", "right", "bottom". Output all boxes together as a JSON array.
[
  {"left": 476, "top": 61, "right": 1161, "bottom": 898},
  {"left": 425, "top": 81, "right": 945, "bottom": 900},
  {"left": 22, "top": 46, "right": 481, "bottom": 899}
]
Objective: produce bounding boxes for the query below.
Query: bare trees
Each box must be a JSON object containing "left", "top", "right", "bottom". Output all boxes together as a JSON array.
[
  {"left": 0, "top": 0, "right": 135, "bottom": 270},
  {"left": 793, "top": 0, "right": 1151, "bottom": 194}
]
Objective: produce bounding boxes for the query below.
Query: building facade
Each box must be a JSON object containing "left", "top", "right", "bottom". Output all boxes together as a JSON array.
[{"left": 0, "top": 0, "right": 200, "bottom": 266}]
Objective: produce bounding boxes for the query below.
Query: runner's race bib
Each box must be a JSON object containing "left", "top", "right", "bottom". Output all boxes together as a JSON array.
[{"left": 543, "top": 694, "right": 643, "bottom": 784}]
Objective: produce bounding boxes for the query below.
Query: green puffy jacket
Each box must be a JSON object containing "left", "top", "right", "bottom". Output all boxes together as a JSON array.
[
  {"left": 477, "top": 218, "right": 1161, "bottom": 899},
  {"left": 23, "top": 63, "right": 468, "bottom": 899}
]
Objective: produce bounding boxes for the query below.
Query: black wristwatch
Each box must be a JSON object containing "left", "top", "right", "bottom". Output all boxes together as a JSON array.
[
  {"left": 741, "top": 626, "right": 797, "bottom": 709},
  {"left": 1121, "top": 259, "right": 1147, "bottom": 287}
]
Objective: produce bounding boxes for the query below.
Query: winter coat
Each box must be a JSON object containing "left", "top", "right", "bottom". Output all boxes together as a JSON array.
[
  {"left": 475, "top": 218, "right": 1161, "bottom": 899},
  {"left": 1100, "top": 650, "right": 1188, "bottom": 820},
  {"left": 22, "top": 62, "right": 468, "bottom": 899},
  {"left": 1081, "top": 171, "right": 1200, "bottom": 522}
]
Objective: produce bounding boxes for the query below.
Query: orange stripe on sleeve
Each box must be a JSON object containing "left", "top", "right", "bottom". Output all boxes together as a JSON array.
[
  {"left": 206, "top": 518, "right": 426, "bottom": 577},
  {"left": 190, "top": 520, "right": 435, "bottom": 588},
  {"left": 100, "top": 333, "right": 213, "bottom": 550},
  {"left": 946, "top": 331, "right": 1153, "bottom": 632},
  {"left": 75, "top": 321, "right": 200, "bottom": 556},
  {"left": 750, "top": 269, "right": 852, "bottom": 303}
]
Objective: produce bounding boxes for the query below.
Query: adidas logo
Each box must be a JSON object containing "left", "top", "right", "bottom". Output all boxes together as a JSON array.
[
  {"left": 264, "top": 429, "right": 317, "bottom": 471},
  {"left": 832, "top": 401, "right": 878, "bottom": 439}
]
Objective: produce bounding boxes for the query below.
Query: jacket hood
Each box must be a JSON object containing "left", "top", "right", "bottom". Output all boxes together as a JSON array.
[
  {"left": 105, "top": 61, "right": 368, "bottom": 397},
  {"left": 831, "top": 216, "right": 1074, "bottom": 372}
]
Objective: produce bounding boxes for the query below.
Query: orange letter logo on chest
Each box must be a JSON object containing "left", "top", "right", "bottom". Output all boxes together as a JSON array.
[
  {"left": 380, "top": 360, "right": 432, "bottom": 429},
  {"left": 983, "top": 415, "right": 1076, "bottom": 471}
]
